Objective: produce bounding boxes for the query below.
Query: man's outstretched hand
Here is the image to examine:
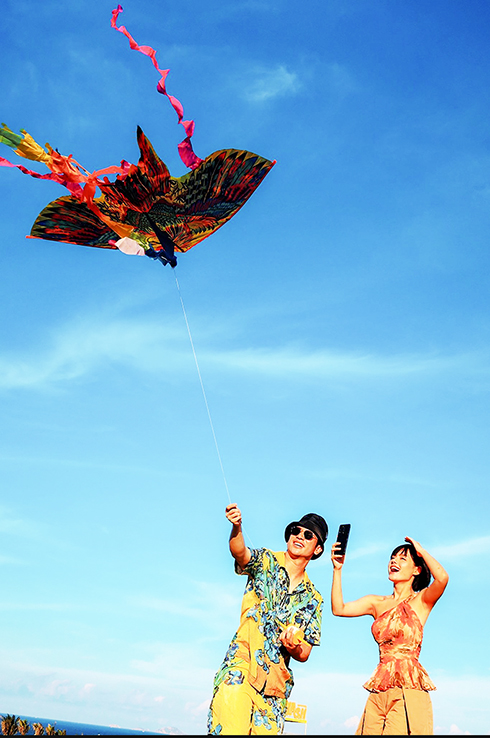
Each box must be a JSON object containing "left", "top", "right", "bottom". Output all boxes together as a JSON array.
[{"left": 226, "top": 503, "right": 242, "bottom": 527}]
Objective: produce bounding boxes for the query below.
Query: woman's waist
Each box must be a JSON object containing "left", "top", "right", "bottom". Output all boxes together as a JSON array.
[
  {"left": 364, "top": 658, "right": 436, "bottom": 692},
  {"left": 378, "top": 644, "right": 421, "bottom": 660}
]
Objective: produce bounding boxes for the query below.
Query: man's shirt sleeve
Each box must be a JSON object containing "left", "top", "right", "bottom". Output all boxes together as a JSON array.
[
  {"left": 234, "top": 547, "right": 264, "bottom": 577},
  {"left": 302, "top": 594, "right": 323, "bottom": 647}
]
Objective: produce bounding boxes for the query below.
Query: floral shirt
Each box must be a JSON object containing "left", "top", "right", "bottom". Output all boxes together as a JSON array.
[{"left": 212, "top": 548, "right": 323, "bottom": 699}]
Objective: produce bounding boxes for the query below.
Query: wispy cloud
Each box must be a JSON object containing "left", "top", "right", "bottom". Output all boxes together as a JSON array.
[
  {"left": 432, "top": 535, "right": 490, "bottom": 560},
  {"left": 315, "top": 542, "right": 385, "bottom": 569},
  {"left": 447, "top": 725, "right": 471, "bottom": 735},
  {"left": 0, "top": 654, "right": 211, "bottom": 733},
  {"left": 201, "top": 345, "right": 477, "bottom": 381},
  {"left": 244, "top": 64, "right": 299, "bottom": 102},
  {"left": 307, "top": 467, "right": 445, "bottom": 489},
  {"left": 127, "top": 580, "right": 241, "bottom": 632},
  {"left": 347, "top": 543, "right": 386, "bottom": 561},
  {"left": 0, "top": 311, "right": 487, "bottom": 391},
  {"left": 0, "top": 555, "right": 24, "bottom": 566},
  {"left": 0, "top": 317, "right": 189, "bottom": 391},
  {"left": 0, "top": 603, "right": 74, "bottom": 611},
  {"left": 0, "top": 504, "right": 46, "bottom": 541},
  {"left": 344, "top": 715, "right": 360, "bottom": 728}
]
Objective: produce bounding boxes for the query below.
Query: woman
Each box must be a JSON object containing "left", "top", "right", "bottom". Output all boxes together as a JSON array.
[{"left": 331, "top": 536, "right": 448, "bottom": 735}]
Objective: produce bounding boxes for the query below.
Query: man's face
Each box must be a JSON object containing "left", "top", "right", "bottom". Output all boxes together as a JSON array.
[{"left": 287, "top": 525, "right": 323, "bottom": 559}]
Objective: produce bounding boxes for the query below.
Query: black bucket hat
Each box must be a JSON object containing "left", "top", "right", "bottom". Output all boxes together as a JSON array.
[{"left": 284, "top": 513, "right": 328, "bottom": 559}]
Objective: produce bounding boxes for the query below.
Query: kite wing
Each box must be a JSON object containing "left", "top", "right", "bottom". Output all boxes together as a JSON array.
[
  {"left": 30, "top": 196, "right": 120, "bottom": 248},
  {"left": 163, "top": 148, "right": 276, "bottom": 253}
]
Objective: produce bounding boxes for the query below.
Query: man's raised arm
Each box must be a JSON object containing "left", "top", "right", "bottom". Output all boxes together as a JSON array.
[{"left": 226, "top": 503, "right": 251, "bottom": 570}]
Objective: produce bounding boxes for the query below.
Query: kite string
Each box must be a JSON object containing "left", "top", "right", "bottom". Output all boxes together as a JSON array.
[{"left": 174, "top": 274, "right": 232, "bottom": 504}]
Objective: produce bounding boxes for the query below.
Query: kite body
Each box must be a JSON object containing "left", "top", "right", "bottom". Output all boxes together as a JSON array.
[
  {"left": 0, "top": 5, "right": 275, "bottom": 268},
  {"left": 29, "top": 128, "right": 275, "bottom": 267}
]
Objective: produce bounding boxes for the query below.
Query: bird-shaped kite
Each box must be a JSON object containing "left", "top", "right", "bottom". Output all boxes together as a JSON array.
[{"left": 0, "top": 6, "right": 275, "bottom": 268}]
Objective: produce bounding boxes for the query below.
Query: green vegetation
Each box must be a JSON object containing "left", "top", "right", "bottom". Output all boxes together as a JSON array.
[{"left": 1, "top": 715, "right": 66, "bottom": 736}]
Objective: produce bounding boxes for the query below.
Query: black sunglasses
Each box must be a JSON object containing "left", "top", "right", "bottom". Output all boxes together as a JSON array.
[{"left": 290, "top": 525, "right": 317, "bottom": 541}]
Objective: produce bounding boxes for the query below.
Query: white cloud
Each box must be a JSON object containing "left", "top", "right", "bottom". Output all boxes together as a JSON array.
[
  {"left": 344, "top": 714, "right": 360, "bottom": 728},
  {"left": 448, "top": 725, "right": 471, "bottom": 735},
  {"left": 0, "top": 318, "right": 188, "bottom": 390},
  {"left": 186, "top": 698, "right": 210, "bottom": 717},
  {"left": 245, "top": 65, "right": 299, "bottom": 102},
  {"left": 0, "top": 310, "right": 488, "bottom": 392},
  {"left": 80, "top": 683, "right": 96, "bottom": 699},
  {"left": 346, "top": 544, "right": 386, "bottom": 562},
  {"left": 315, "top": 542, "right": 384, "bottom": 569},
  {"left": 0, "top": 651, "right": 213, "bottom": 733},
  {"left": 0, "top": 555, "right": 23, "bottom": 566},
  {"left": 0, "top": 603, "right": 74, "bottom": 612},
  {"left": 432, "top": 535, "right": 490, "bottom": 560},
  {"left": 204, "top": 345, "right": 470, "bottom": 379},
  {"left": 40, "top": 679, "right": 71, "bottom": 698},
  {"left": 307, "top": 467, "right": 444, "bottom": 488},
  {"left": 127, "top": 579, "right": 241, "bottom": 644},
  {"left": 0, "top": 644, "right": 488, "bottom": 735},
  {"left": 0, "top": 504, "right": 48, "bottom": 544}
]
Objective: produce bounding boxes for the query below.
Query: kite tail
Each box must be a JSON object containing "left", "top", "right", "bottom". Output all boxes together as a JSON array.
[
  {"left": 0, "top": 123, "right": 131, "bottom": 202},
  {"left": 0, "top": 126, "right": 83, "bottom": 196},
  {"left": 111, "top": 5, "right": 203, "bottom": 170},
  {"left": 0, "top": 123, "right": 51, "bottom": 164}
]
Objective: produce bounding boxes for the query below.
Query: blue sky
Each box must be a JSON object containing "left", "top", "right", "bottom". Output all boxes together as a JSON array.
[{"left": 1, "top": 0, "right": 490, "bottom": 734}]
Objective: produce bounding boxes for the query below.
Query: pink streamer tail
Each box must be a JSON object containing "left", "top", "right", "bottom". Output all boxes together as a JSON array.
[{"left": 111, "top": 5, "right": 203, "bottom": 170}]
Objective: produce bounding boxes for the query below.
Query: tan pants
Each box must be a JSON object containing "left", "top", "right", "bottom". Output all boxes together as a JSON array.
[{"left": 356, "top": 687, "right": 433, "bottom": 735}]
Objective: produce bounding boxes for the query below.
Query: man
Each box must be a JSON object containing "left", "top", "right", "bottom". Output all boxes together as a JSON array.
[{"left": 208, "top": 502, "right": 327, "bottom": 735}]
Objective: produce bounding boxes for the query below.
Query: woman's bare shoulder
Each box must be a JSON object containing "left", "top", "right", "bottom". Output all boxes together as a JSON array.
[
  {"left": 371, "top": 594, "right": 396, "bottom": 618},
  {"left": 356, "top": 594, "right": 390, "bottom": 618}
]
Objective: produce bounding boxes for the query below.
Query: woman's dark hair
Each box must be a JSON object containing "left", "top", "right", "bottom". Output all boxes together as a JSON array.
[{"left": 390, "top": 543, "right": 431, "bottom": 591}]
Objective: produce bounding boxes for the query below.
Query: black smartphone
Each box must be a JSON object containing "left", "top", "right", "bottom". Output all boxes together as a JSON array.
[{"left": 335, "top": 524, "right": 351, "bottom": 557}]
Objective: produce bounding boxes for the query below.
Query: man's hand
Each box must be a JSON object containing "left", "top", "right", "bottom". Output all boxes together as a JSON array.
[
  {"left": 279, "top": 625, "right": 304, "bottom": 648},
  {"left": 227, "top": 503, "right": 251, "bottom": 569},
  {"left": 226, "top": 503, "right": 242, "bottom": 527},
  {"left": 279, "top": 625, "right": 312, "bottom": 662}
]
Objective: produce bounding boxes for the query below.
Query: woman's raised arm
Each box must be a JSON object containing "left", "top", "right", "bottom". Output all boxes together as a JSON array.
[
  {"left": 331, "top": 542, "right": 377, "bottom": 617},
  {"left": 406, "top": 536, "right": 449, "bottom": 609}
]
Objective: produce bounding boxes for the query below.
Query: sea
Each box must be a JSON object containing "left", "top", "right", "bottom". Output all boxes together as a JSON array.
[{"left": 0, "top": 714, "right": 181, "bottom": 735}]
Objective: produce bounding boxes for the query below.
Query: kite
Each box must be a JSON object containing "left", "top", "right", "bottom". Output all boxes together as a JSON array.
[{"left": 0, "top": 6, "right": 275, "bottom": 268}]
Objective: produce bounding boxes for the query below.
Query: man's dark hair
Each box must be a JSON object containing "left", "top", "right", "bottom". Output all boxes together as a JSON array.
[{"left": 390, "top": 543, "right": 431, "bottom": 592}]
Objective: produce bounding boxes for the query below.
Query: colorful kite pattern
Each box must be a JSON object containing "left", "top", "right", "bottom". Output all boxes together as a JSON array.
[{"left": 0, "top": 7, "right": 275, "bottom": 267}]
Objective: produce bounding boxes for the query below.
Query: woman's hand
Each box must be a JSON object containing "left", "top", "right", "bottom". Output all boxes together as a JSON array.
[
  {"left": 405, "top": 536, "right": 424, "bottom": 556},
  {"left": 331, "top": 541, "right": 345, "bottom": 569},
  {"left": 405, "top": 535, "right": 449, "bottom": 614}
]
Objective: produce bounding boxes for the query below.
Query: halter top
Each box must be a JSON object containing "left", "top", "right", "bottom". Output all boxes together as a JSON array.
[{"left": 363, "top": 598, "right": 436, "bottom": 693}]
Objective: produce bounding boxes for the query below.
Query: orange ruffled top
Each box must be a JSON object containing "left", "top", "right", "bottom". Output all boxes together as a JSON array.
[{"left": 363, "top": 597, "right": 436, "bottom": 693}]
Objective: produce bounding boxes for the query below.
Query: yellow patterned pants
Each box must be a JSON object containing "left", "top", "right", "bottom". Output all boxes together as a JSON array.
[
  {"left": 356, "top": 687, "right": 433, "bottom": 735},
  {"left": 208, "top": 678, "right": 286, "bottom": 735}
]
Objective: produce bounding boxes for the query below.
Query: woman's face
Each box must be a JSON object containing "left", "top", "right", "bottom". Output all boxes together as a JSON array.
[{"left": 388, "top": 548, "right": 420, "bottom": 584}]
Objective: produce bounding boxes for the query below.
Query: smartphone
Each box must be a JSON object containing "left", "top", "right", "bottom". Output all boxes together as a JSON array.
[{"left": 335, "top": 524, "right": 351, "bottom": 557}]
